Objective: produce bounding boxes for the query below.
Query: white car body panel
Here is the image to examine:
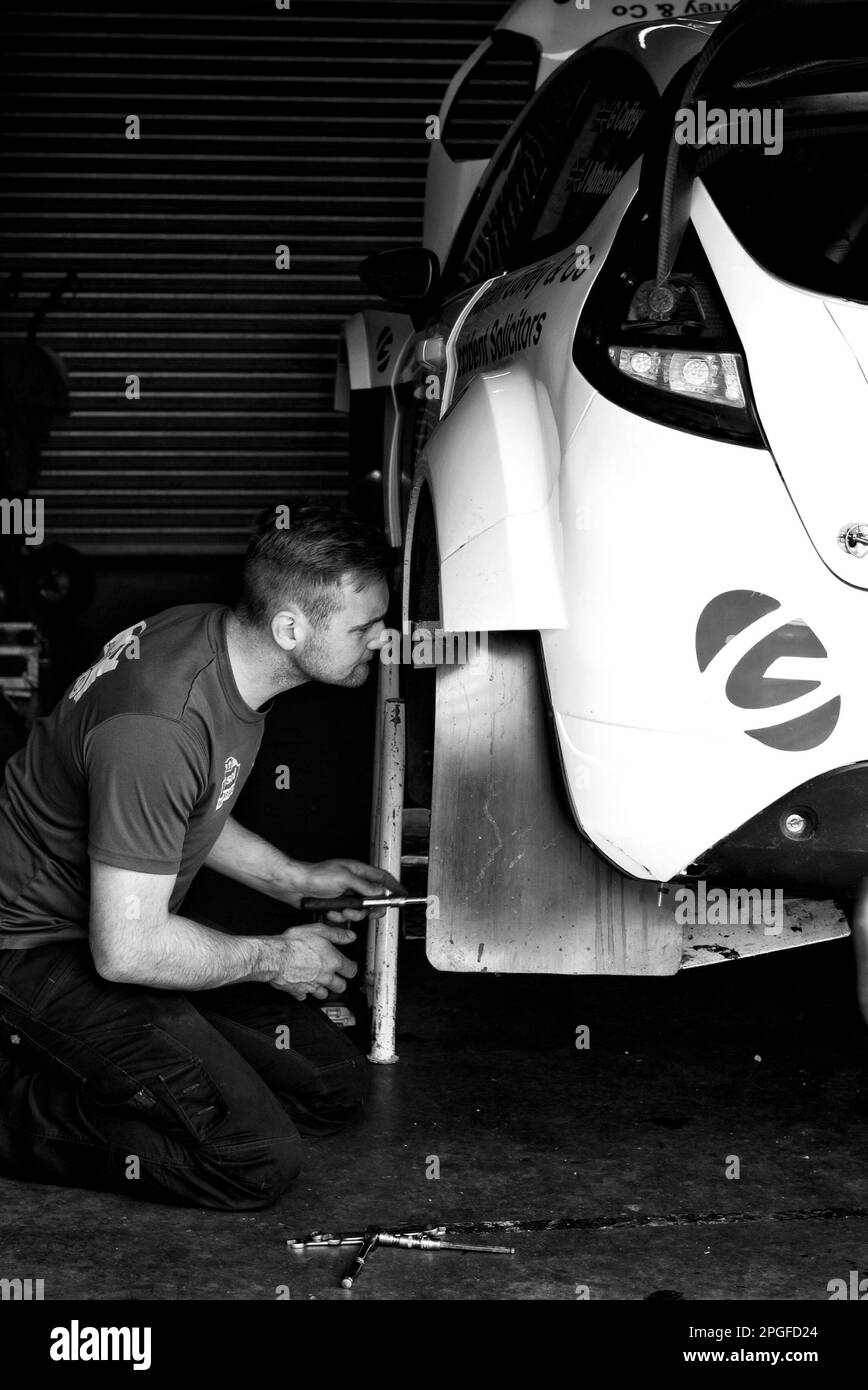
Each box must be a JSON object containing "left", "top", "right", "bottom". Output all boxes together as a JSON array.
[
  {"left": 423, "top": 0, "right": 738, "bottom": 264},
  {"left": 549, "top": 385, "right": 868, "bottom": 881},
  {"left": 411, "top": 159, "right": 868, "bottom": 884},
  {"left": 692, "top": 181, "right": 868, "bottom": 592},
  {"left": 415, "top": 165, "right": 640, "bottom": 630}
]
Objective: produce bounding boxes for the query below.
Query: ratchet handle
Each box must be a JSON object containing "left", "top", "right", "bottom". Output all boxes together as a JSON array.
[
  {"left": 301, "top": 894, "right": 431, "bottom": 913},
  {"left": 301, "top": 894, "right": 374, "bottom": 913}
]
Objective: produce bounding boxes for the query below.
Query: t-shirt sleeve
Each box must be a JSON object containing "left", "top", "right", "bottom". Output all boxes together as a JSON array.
[{"left": 84, "top": 714, "right": 208, "bottom": 873}]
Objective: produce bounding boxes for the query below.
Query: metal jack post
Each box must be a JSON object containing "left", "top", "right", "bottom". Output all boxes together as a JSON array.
[{"left": 366, "top": 659, "right": 403, "bottom": 1063}]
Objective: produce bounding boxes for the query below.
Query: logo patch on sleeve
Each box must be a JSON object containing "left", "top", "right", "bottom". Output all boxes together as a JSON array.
[
  {"left": 216, "top": 756, "right": 241, "bottom": 810},
  {"left": 69, "top": 621, "right": 147, "bottom": 703}
]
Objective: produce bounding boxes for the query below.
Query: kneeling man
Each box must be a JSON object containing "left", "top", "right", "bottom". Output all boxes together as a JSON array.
[{"left": 0, "top": 504, "right": 400, "bottom": 1209}]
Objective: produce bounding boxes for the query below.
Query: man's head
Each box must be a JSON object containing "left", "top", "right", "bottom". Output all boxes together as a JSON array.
[{"left": 236, "top": 503, "right": 392, "bottom": 688}]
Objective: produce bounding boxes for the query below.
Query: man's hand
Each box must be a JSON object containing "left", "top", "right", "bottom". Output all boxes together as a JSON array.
[
  {"left": 264, "top": 922, "right": 359, "bottom": 999},
  {"left": 291, "top": 859, "right": 407, "bottom": 922},
  {"left": 204, "top": 822, "right": 406, "bottom": 923}
]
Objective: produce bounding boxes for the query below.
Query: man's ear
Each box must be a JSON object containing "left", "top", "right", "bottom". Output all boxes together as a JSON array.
[{"left": 272, "top": 609, "right": 303, "bottom": 652}]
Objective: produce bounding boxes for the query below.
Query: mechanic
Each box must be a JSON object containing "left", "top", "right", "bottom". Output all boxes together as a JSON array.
[{"left": 0, "top": 504, "right": 402, "bottom": 1210}]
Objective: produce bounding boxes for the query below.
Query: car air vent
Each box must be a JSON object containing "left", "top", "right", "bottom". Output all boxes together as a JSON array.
[{"left": 441, "top": 32, "right": 540, "bottom": 162}]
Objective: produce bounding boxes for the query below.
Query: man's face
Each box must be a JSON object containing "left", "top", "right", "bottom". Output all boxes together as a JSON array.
[{"left": 295, "top": 576, "right": 389, "bottom": 687}]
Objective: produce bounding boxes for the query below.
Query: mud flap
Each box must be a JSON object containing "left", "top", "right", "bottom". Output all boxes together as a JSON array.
[
  {"left": 426, "top": 633, "right": 851, "bottom": 975},
  {"left": 426, "top": 632, "right": 682, "bottom": 975}
]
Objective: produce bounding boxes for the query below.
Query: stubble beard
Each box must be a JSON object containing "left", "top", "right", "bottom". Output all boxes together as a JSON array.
[{"left": 293, "top": 635, "right": 373, "bottom": 689}]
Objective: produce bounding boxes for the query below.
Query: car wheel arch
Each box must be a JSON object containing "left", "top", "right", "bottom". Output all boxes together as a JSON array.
[{"left": 403, "top": 369, "right": 569, "bottom": 633}]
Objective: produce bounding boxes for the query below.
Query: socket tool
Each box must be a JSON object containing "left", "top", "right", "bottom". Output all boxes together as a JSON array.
[
  {"left": 289, "top": 1223, "right": 444, "bottom": 1250},
  {"left": 300, "top": 893, "right": 432, "bottom": 913},
  {"left": 377, "top": 1234, "right": 514, "bottom": 1254},
  {"left": 290, "top": 1222, "right": 514, "bottom": 1288},
  {"left": 336, "top": 1228, "right": 514, "bottom": 1288}
]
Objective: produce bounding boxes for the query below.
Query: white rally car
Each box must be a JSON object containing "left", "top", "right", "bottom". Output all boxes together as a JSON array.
[
  {"left": 340, "top": 0, "right": 868, "bottom": 974},
  {"left": 336, "top": 0, "right": 740, "bottom": 527}
]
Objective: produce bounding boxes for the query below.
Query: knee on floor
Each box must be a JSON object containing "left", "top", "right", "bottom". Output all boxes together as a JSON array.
[
  {"left": 201, "top": 1127, "right": 303, "bottom": 1210},
  {"left": 315, "top": 1055, "right": 369, "bottom": 1114}
]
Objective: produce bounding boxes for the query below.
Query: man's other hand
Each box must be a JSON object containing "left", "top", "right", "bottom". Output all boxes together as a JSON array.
[
  {"left": 265, "top": 922, "right": 358, "bottom": 999},
  {"left": 294, "top": 858, "right": 407, "bottom": 922}
]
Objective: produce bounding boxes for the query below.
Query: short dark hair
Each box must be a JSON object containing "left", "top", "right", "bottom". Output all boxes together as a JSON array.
[{"left": 237, "top": 502, "right": 392, "bottom": 629}]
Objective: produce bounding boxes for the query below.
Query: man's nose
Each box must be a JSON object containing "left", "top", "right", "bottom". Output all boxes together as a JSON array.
[{"left": 367, "top": 623, "right": 388, "bottom": 650}]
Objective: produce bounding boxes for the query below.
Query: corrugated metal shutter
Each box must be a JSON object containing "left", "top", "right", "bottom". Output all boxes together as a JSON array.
[
  {"left": 441, "top": 30, "right": 539, "bottom": 161},
  {"left": 0, "top": 0, "right": 513, "bottom": 556}
]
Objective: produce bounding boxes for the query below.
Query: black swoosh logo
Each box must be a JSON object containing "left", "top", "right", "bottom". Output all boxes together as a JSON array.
[{"left": 696, "top": 590, "right": 839, "bottom": 751}]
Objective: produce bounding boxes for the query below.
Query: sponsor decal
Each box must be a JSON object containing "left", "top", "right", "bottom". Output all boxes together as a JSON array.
[
  {"left": 474, "top": 245, "right": 596, "bottom": 314},
  {"left": 591, "top": 97, "right": 645, "bottom": 138},
  {"left": 68, "top": 622, "right": 147, "bottom": 704},
  {"left": 610, "top": 2, "right": 733, "bottom": 15},
  {"left": 454, "top": 246, "right": 596, "bottom": 379},
  {"left": 695, "top": 590, "right": 840, "bottom": 751},
  {"left": 456, "top": 310, "right": 546, "bottom": 376},
  {"left": 216, "top": 755, "right": 241, "bottom": 811},
  {"left": 375, "top": 325, "right": 393, "bottom": 374},
  {"left": 568, "top": 160, "right": 624, "bottom": 197}
]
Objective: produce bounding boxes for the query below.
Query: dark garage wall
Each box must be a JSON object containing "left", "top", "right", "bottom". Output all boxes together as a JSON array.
[{"left": 0, "top": 0, "right": 513, "bottom": 564}]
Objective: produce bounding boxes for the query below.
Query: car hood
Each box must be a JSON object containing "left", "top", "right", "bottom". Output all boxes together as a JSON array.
[{"left": 692, "top": 178, "right": 868, "bottom": 590}]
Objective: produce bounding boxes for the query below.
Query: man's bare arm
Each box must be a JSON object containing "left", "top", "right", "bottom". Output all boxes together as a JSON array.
[
  {"left": 203, "top": 816, "right": 305, "bottom": 903},
  {"left": 89, "top": 861, "right": 357, "bottom": 997},
  {"left": 204, "top": 816, "right": 405, "bottom": 920}
]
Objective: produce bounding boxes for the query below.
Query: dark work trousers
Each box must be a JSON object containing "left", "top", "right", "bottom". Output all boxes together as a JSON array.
[{"left": 0, "top": 937, "right": 368, "bottom": 1210}]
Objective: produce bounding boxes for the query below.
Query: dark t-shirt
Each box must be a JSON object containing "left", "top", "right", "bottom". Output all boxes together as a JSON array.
[{"left": 0, "top": 603, "right": 267, "bottom": 949}]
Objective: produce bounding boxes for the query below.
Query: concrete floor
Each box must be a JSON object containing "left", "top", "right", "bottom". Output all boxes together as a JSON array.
[{"left": 1, "top": 931, "right": 867, "bottom": 1301}]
